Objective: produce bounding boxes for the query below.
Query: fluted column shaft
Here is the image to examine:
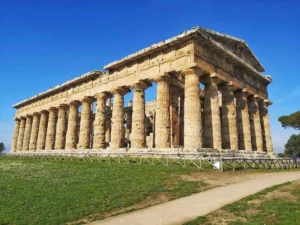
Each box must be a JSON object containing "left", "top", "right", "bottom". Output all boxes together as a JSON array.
[
  {"left": 235, "top": 90, "right": 252, "bottom": 151},
  {"left": 183, "top": 69, "right": 202, "bottom": 148},
  {"left": 131, "top": 83, "right": 148, "bottom": 148},
  {"left": 65, "top": 102, "right": 79, "bottom": 149},
  {"left": 155, "top": 78, "right": 171, "bottom": 148},
  {"left": 110, "top": 90, "right": 127, "bottom": 148},
  {"left": 219, "top": 83, "right": 238, "bottom": 150},
  {"left": 29, "top": 114, "right": 40, "bottom": 150},
  {"left": 37, "top": 111, "right": 48, "bottom": 150},
  {"left": 11, "top": 119, "right": 20, "bottom": 152},
  {"left": 78, "top": 97, "right": 93, "bottom": 149},
  {"left": 203, "top": 77, "right": 222, "bottom": 149},
  {"left": 93, "top": 94, "right": 108, "bottom": 149},
  {"left": 22, "top": 116, "right": 33, "bottom": 150},
  {"left": 248, "top": 96, "right": 263, "bottom": 152},
  {"left": 259, "top": 101, "right": 273, "bottom": 153},
  {"left": 55, "top": 105, "right": 68, "bottom": 149},
  {"left": 17, "top": 118, "right": 26, "bottom": 151},
  {"left": 45, "top": 108, "right": 57, "bottom": 150}
]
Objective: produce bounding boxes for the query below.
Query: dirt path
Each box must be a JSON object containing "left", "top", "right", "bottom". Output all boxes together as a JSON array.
[{"left": 89, "top": 171, "right": 300, "bottom": 225}]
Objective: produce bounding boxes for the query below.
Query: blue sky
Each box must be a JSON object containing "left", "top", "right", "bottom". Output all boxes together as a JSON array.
[{"left": 1, "top": 0, "right": 299, "bottom": 153}]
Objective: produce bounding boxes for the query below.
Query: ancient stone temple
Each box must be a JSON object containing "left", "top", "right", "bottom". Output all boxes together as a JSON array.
[{"left": 10, "top": 27, "right": 273, "bottom": 154}]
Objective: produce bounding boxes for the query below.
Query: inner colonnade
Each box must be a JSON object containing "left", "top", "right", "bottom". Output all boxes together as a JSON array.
[{"left": 10, "top": 27, "right": 274, "bottom": 154}]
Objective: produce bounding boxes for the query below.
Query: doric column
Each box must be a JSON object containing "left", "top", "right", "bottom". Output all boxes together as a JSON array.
[
  {"left": 105, "top": 98, "right": 112, "bottom": 143},
  {"left": 235, "top": 89, "right": 252, "bottom": 151},
  {"left": 110, "top": 88, "right": 130, "bottom": 149},
  {"left": 16, "top": 118, "right": 26, "bottom": 151},
  {"left": 130, "top": 81, "right": 151, "bottom": 148},
  {"left": 55, "top": 104, "right": 68, "bottom": 150},
  {"left": 78, "top": 97, "right": 94, "bottom": 149},
  {"left": 29, "top": 113, "right": 40, "bottom": 150},
  {"left": 219, "top": 82, "right": 239, "bottom": 150},
  {"left": 154, "top": 76, "right": 171, "bottom": 148},
  {"left": 45, "top": 108, "right": 58, "bottom": 150},
  {"left": 203, "top": 74, "right": 222, "bottom": 149},
  {"left": 36, "top": 111, "right": 48, "bottom": 150},
  {"left": 248, "top": 96, "right": 264, "bottom": 152},
  {"left": 65, "top": 101, "right": 80, "bottom": 150},
  {"left": 11, "top": 118, "right": 20, "bottom": 152},
  {"left": 259, "top": 100, "right": 273, "bottom": 153},
  {"left": 22, "top": 115, "right": 33, "bottom": 151},
  {"left": 93, "top": 93, "right": 109, "bottom": 149},
  {"left": 182, "top": 68, "right": 202, "bottom": 149}
]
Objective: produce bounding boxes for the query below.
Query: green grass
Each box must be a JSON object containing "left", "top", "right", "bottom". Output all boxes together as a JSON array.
[
  {"left": 185, "top": 181, "right": 300, "bottom": 225},
  {"left": 0, "top": 157, "right": 205, "bottom": 225}
]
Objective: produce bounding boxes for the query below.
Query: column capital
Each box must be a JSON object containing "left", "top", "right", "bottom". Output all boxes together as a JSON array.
[
  {"left": 25, "top": 114, "right": 33, "bottom": 119},
  {"left": 48, "top": 107, "right": 58, "bottom": 113},
  {"left": 58, "top": 104, "right": 69, "bottom": 110},
  {"left": 68, "top": 100, "right": 81, "bottom": 107},
  {"left": 201, "top": 73, "right": 226, "bottom": 85},
  {"left": 181, "top": 67, "right": 203, "bottom": 76},
  {"left": 151, "top": 73, "right": 171, "bottom": 83},
  {"left": 130, "top": 80, "right": 152, "bottom": 90},
  {"left": 81, "top": 96, "right": 95, "bottom": 103},
  {"left": 219, "top": 81, "right": 241, "bottom": 92},
  {"left": 14, "top": 117, "right": 20, "bottom": 122},
  {"left": 39, "top": 109, "right": 49, "bottom": 115},
  {"left": 32, "top": 112, "right": 40, "bottom": 117},
  {"left": 110, "top": 87, "right": 131, "bottom": 96},
  {"left": 95, "top": 92, "right": 110, "bottom": 100},
  {"left": 235, "top": 88, "right": 254, "bottom": 98}
]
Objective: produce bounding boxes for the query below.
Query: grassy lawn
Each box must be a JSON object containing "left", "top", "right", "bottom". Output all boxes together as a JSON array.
[
  {"left": 185, "top": 180, "right": 300, "bottom": 225},
  {"left": 0, "top": 157, "right": 207, "bottom": 225}
]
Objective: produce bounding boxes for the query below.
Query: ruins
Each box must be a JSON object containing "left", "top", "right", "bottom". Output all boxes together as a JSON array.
[{"left": 10, "top": 27, "right": 273, "bottom": 155}]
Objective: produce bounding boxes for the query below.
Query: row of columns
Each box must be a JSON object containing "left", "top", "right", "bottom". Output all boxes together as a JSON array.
[{"left": 11, "top": 68, "right": 273, "bottom": 153}]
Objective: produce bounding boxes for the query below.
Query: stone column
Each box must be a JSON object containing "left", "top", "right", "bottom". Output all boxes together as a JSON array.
[
  {"left": 11, "top": 118, "right": 20, "bottom": 152},
  {"left": 203, "top": 75, "right": 222, "bottom": 149},
  {"left": 219, "top": 82, "right": 238, "bottom": 150},
  {"left": 93, "top": 93, "right": 108, "bottom": 149},
  {"left": 235, "top": 89, "right": 252, "bottom": 151},
  {"left": 36, "top": 111, "right": 48, "bottom": 150},
  {"left": 55, "top": 104, "right": 68, "bottom": 150},
  {"left": 45, "top": 108, "right": 58, "bottom": 150},
  {"left": 22, "top": 115, "right": 33, "bottom": 151},
  {"left": 110, "top": 88, "right": 129, "bottom": 149},
  {"left": 248, "top": 96, "right": 264, "bottom": 152},
  {"left": 105, "top": 98, "right": 112, "bottom": 144},
  {"left": 29, "top": 113, "right": 40, "bottom": 150},
  {"left": 154, "top": 76, "right": 171, "bottom": 148},
  {"left": 182, "top": 68, "right": 202, "bottom": 149},
  {"left": 78, "top": 97, "right": 94, "bottom": 149},
  {"left": 130, "top": 82, "right": 151, "bottom": 148},
  {"left": 17, "top": 118, "right": 26, "bottom": 151},
  {"left": 259, "top": 100, "right": 273, "bottom": 153},
  {"left": 65, "top": 101, "right": 80, "bottom": 150}
]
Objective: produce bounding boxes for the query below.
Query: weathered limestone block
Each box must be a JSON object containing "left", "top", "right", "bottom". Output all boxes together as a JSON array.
[
  {"left": 55, "top": 104, "right": 68, "bottom": 149},
  {"left": 203, "top": 75, "right": 222, "bottom": 149},
  {"left": 219, "top": 82, "right": 238, "bottom": 150},
  {"left": 259, "top": 100, "right": 273, "bottom": 153},
  {"left": 22, "top": 115, "right": 33, "bottom": 151},
  {"left": 248, "top": 96, "right": 263, "bottom": 152},
  {"left": 110, "top": 88, "right": 130, "bottom": 149},
  {"left": 154, "top": 76, "right": 171, "bottom": 148},
  {"left": 130, "top": 81, "right": 151, "bottom": 148},
  {"left": 78, "top": 97, "right": 94, "bottom": 149},
  {"left": 29, "top": 113, "right": 40, "bottom": 150},
  {"left": 235, "top": 90, "right": 252, "bottom": 151},
  {"left": 182, "top": 68, "right": 202, "bottom": 148},
  {"left": 45, "top": 108, "right": 58, "bottom": 150},
  {"left": 17, "top": 118, "right": 26, "bottom": 151},
  {"left": 93, "top": 93, "right": 108, "bottom": 149},
  {"left": 37, "top": 111, "right": 48, "bottom": 150},
  {"left": 11, "top": 118, "right": 21, "bottom": 152}
]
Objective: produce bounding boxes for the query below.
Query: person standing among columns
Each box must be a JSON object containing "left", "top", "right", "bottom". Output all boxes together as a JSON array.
[
  {"left": 45, "top": 107, "right": 58, "bottom": 150},
  {"left": 36, "top": 110, "right": 48, "bottom": 150},
  {"left": 202, "top": 73, "right": 222, "bottom": 150},
  {"left": 29, "top": 113, "right": 40, "bottom": 150},
  {"left": 110, "top": 88, "right": 130, "bottom": 149},
  {"left": 182, "top": 68, "right": 202, "bottom": 149},
  {"left": 78, "top": 97, "right": 94, "bottom": 149},
  {"left": 22, "top": 115, "right": 33, "bottom": 151},
  {"left": 93, "top": 93, "right": 109, "bottom": 149},
  {"left": 235, "top": 89, "right": 252, "bottom": 151},
  {"left": 130, "top": 81, "right": 151, "bottom": 148},
  {"left": 65, "top": 101, "right": 80, "bottom": 150},
  {"left": 219, "top": 82, "right": 239, "bottom": 150},
  {"left": 259, "top": 99, "right": 273, "bottom": 154},
  {"left": 55, "top": 104, "right": 68, "bottom": 150}
]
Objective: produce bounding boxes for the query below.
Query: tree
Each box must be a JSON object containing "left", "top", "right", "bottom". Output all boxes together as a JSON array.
[
  {"left": 278, "top": 111, "right": 300, "bottom": 130},
  {"left": 0, "top": 142, "right": 5, "bottom": 154},
  {"left": 284, "top": 134, "right": 300, "bottom": 157}
]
